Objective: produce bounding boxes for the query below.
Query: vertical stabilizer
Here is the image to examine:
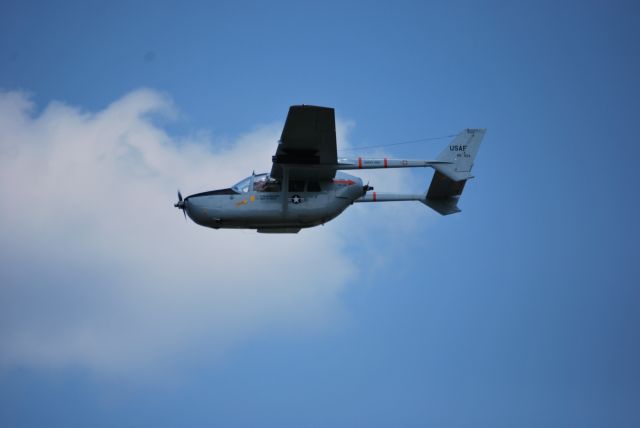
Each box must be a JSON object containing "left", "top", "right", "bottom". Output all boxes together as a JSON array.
[
  {"left": 422, "top": 128, "right": 486, "bottom": 215},
  {"left": 434, "top": 129, "right": 485, "bottom": 182}
]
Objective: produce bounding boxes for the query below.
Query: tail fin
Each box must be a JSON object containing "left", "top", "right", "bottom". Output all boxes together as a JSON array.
[
  {"left": 433, "top": 129, "right": 485, "bottom": 181},
  {"left": 422, "top": 129, "right": 486, "bottom": 215},
  {"left": 421, "top": 171, "right": 465, "bottom": 215}
]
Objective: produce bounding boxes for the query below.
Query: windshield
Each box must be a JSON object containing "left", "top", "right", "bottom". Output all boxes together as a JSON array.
[{"left": 231, "top": 176, "right": 252, "bottom": 193}]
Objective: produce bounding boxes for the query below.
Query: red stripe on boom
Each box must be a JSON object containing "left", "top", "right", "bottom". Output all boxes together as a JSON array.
[
  {"left": 384, "top": 158, "right": 388, "bottom": 168},
  {"left": 373, "top": 191, "right": 377, "bottom": 202},
  {"left": 358, "top": 157, "right": 362, "bottom": 169}
]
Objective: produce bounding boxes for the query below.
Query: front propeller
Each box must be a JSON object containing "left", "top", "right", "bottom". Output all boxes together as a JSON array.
[{"left": 174, "top": 190, "right": 186, "bottom": 220}]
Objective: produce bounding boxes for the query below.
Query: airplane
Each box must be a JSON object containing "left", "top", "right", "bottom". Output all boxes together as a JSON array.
[{"left": 174, "top": 105, "right": 485, "bottom": 233}]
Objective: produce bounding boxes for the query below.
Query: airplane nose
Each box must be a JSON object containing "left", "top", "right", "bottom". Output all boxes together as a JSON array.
[{"left": 180, "top": 198, "right": 208, "bottom": 224}]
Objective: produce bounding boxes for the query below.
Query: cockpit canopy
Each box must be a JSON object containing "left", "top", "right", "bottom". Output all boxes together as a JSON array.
[
  {"left": 231, "top": 173, "right": 323, "bottom": 193},
  {"left": 232, "top": 173, "right": 281, "bottom": 193}
]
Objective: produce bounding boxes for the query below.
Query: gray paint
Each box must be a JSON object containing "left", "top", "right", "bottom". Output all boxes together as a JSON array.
[
  {"left": 183, "top": 172, "right": 364, "bottom": 233},
  {"left": 175, "top": 107, "right": 485, "bottom": 233}
]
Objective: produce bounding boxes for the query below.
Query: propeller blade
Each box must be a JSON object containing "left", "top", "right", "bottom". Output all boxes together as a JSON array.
[{"left": 175, "top": 189, "right": 187, "bottom": 221}]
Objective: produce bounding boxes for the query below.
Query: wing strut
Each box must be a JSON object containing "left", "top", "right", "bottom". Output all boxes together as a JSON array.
[{"left": 281, "top": 166, "right": 289, "bottom": 213}]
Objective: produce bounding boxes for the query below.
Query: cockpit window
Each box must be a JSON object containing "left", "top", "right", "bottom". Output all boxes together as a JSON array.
[
  {"left": 254, "top": 174, "right": 280, "bottom": 192},
  {"left": 232, "top": 175, "right": 321, "bottom": 193},
  {"left": 231, "top": 176, "right": 252, "bottom": 193}
]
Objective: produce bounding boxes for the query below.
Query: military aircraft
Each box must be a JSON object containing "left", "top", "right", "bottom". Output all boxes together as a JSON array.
[{"left": 174, "top": 105, "right": 485, "bottom": 233}]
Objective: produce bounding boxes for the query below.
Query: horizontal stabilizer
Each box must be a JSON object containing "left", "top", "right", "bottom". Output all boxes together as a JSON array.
[{"left": 422, "top": 198, "right": 461, "bottom": 215}]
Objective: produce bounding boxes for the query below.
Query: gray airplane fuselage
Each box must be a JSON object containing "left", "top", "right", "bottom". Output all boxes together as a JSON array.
[
  {"left": 183, "top": 172, "right": 364, "bottom": 231},
  {"left": 174, "top": 104, "right": 486, "bottom": 232}
]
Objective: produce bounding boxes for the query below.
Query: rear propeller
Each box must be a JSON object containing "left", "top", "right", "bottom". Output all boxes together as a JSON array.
[{"left": 174, "top": 190, "right": 186, "bottom": 220}]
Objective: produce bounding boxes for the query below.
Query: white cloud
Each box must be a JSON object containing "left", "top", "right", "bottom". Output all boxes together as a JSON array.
[
  {"left": 0, "top": 89, "right": 357, "bottom": 374},
  {"left": 0, "top": 89, "right": 438, "bottom": 375}
]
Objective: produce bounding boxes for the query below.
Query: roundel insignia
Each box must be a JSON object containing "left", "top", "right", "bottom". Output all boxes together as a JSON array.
[{"left": 290, "top": 194, "right": 303, "bottom": 204}]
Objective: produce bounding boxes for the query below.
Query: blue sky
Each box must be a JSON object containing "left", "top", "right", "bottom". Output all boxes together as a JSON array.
[{"left": 1, "top": 1, "right": 639, "bottom": 427}]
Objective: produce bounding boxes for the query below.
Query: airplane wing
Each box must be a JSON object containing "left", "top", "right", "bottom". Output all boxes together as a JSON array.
[{"left": 270, "top": 105, "right": 338, "bottom": 181}]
